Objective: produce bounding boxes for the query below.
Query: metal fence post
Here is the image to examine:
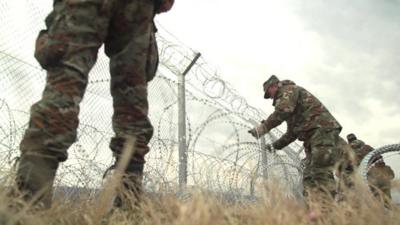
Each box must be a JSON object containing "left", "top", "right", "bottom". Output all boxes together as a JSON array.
[
  {"left": 260, "top": 136, "right": 268, "bottom": 180},
  {"left": 178, "top": 53, "right": 201, "bottom": 192}
]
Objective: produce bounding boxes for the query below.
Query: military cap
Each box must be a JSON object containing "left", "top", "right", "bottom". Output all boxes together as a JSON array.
[
  {"left": 263, "top": 75, "right": 279, "bottom": 99},
  {"left": 346, "top": 133, "right": 357, "bottom": 143}
]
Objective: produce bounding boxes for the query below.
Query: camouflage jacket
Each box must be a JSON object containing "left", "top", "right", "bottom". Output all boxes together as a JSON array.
[
  {"left": 348, "top": 139, "right": 394, "bottom": 180},
  {"left": 262, "top": 80, "right": 342, "bottom": 149},
  {"left": 349, "top": 139, "right": 374, "bottom": 166}
]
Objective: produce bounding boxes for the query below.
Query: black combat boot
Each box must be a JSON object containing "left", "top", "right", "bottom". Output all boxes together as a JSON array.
[{"left": 14, "top": 153, "right": 59, "bottom": 209}]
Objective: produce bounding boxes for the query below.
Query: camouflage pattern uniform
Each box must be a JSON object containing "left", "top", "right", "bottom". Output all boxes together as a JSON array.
[
  {"left": 346, "top": 136, "right": 394, "bottom": 202},
  {"left": 15, "top": 0, "right": 167, "bottom": 208},
  {"left": 260, "top": 77, "right": 346, "bottom": 199}
]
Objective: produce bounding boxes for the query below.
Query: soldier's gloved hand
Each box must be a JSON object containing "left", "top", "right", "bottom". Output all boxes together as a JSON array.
[
  {"left": 248, "top": 124, "right": 267, "bottom": 139},
  {"left": 266, "top": 144, "right": 275, "bottom": 153},
  {"left": 248, "top": 128, "right": 258, "bottom": 138}
]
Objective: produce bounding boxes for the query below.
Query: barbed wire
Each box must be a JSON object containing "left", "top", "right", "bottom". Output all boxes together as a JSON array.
[{"left": 0, "top": 0, "right": 305, "bottom": 201}]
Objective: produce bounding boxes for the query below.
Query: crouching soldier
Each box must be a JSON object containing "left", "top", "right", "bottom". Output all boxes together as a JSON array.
[{"left": 346, "top": 134, "right": 395, "bottom": 205}]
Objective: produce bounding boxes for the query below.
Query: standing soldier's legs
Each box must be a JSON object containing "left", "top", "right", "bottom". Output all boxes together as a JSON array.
[
  {"left": 105, "top": 0, "right": 157, "bottom": 208},
  {"left": 302, "top": 129, "right": 343, "bottom": 201},
  {"left": 15, "top": 0, "right": 109, "bottom": 208}
]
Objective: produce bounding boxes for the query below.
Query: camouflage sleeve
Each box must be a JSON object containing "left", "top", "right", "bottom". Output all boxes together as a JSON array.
[
  {"left": 262, "top": 86, "right": 299, "bottom": 132},
  {"left": 272, "top": 129, "right": 297, "bottom": 150},
  {"left": 361, "top": 143, "right": 374, "bottom": 152},
  {"left": 359, "top": 143, "right": 374, "bottom": 160},
  {"left": 386, "top": 166, "right": 395, "bottom": 180}
]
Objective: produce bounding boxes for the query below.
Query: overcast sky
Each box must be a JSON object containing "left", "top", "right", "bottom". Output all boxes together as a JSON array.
[
  {"left": 157, "top": 0, "right": 400, "bottom": 149},
  {"left": 7, "top": 0, "right": 396, "bottom": 154}
]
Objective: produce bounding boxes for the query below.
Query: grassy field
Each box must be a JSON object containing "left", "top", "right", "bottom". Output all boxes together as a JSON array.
[{"left": 0, "top": 179, "right": 399, "bottom": 225}]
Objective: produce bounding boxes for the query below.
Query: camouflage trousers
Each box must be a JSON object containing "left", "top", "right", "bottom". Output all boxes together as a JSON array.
[
  {"left": 302, "top": 128, "right": 345, "bottom": 199},
  {"left": 21, "top": 0, "right": 158, "bottom": 165}
]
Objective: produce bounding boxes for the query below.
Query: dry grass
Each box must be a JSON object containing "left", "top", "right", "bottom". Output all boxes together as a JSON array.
[{"left": 0, "top": 180, "right": 399, "bottom": 225}]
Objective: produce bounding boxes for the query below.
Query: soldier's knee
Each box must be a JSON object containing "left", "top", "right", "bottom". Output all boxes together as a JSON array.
[{"left": 35, "top": 30, "right": 68, "bottom": 69}]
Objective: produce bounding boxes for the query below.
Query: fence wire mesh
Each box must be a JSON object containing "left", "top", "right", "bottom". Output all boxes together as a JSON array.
[{"left": 0, "top": 0, "right": 303, "bottom": 200}]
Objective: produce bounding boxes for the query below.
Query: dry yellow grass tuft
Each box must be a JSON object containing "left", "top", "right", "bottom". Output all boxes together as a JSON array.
[{"left": 0, "top": 180, "right": 399, "bottom": 225}]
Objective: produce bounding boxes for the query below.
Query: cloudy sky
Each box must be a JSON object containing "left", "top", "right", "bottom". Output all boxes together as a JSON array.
[
  {"left": 3, "top": 0, "right": 399, "bottom": 166},
  {"left": 157, "top": 0, "right": 400, "bottom": 149}
]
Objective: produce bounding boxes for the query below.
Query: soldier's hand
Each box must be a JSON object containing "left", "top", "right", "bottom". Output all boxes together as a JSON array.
[
  {"left": 248, "top": 124, "right": 267, "bottom": 139},
  {"left": 248, "top": 128, "right": 259, "bottom": 139},
  {"left": 157, "top": 0, "right": 175, "bottom": 13}
]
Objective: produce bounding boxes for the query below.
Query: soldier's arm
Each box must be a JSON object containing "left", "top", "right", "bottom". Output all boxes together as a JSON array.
[
  {"left": 386, "top": 166, "right": 395, "bottom": 180},
  {"left": 272, "top": 124, "right": 297, "bottom": 150},
  {"left": 359, "top": 143, "right": 375, "bottom": 162},
  {"left": 364, "top": 144, "right": 374, "bottom": 152},
  {"left": 261, "top": 86, "right": 299, "bottom": 132}
]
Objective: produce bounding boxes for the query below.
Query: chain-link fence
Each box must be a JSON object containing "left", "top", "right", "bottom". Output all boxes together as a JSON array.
[{"left": 0, "top": 0, "right": 303, "bottom": 200}]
